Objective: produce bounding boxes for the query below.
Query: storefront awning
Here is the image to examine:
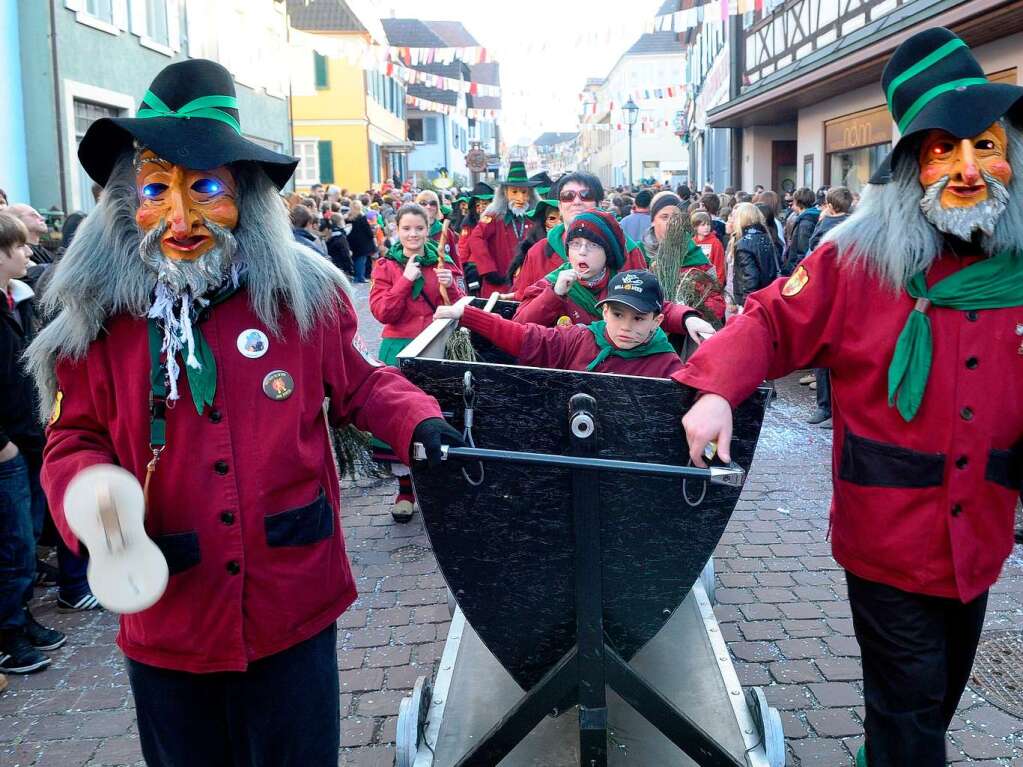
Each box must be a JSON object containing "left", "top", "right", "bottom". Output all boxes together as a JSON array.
[{"left": 380, "top": 142, "right": 416, "bottom": 154}]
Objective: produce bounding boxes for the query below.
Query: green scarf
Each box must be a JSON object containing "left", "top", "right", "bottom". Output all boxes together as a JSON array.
[
  {"left": 547, "top": 222, "right": 647, "bottom": 265},
  {"left": 545, "top": 261, "right": 612, "bottom": 319},
  {"left": 681, "top": 237, "right": 711, "bottom": 268},
  {"left": 584, "top": 321, "right": 676, "bottom": 371},
  {"left": 888, "top": 248, "right": 1023, "bottom": 421},
  {"left": 429, "top": 220, "right": 446, "bottom": 238},
  {"left": 385, "top": 239, "right": 452, "bottom": 298}
]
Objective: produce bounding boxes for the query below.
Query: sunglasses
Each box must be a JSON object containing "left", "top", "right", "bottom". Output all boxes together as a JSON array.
[
  {"left": 419, "top": 200, "right": 439, "bottom": 207},
  {"left": 558, "top": 189, "right": 597, "bottom": 203}
]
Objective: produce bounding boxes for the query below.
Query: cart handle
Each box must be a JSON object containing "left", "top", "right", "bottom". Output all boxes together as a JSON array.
[{"left": 412, "top": 443, "right": 745, "bottom": 487}]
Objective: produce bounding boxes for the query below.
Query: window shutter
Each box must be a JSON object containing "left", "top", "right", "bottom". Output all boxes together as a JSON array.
[
  {"left": 317, "top": 141, "right": 334, "bottom": 184},
  {"left": 314, "top": 53, "right": 329, "bottom": 89},
  {"left": 425, "top": 117, "right": 437, "bottom": 144}
]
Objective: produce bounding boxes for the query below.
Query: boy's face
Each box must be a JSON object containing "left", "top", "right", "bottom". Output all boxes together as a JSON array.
[
  {"left": 602, "top": 302, "right": 663, "bottom": 350},
  {"left": 696, "top": 222, "right": 711, "bottom": 237},
  {"left": 0, "top": 242, "right": 31, "bottom": 281}
]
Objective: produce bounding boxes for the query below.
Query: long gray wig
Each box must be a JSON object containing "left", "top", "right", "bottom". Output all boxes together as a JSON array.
[
  {"left": 827, "top": 119, "right": 1023, "bottom": 291},
  {"left": 28, "top": 151, "right": 350, "bottom": 412},
  {"left": 484, "top": 183, "right": 538, "bottom": 220}
]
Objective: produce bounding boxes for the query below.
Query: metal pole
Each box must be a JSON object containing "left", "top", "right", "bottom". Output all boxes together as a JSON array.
[{"left": 628, "top": 123, "right": 633, "bottom": 187}]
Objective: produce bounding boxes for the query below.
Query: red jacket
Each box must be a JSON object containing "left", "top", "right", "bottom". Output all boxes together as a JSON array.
[
  {"left": 464, "top": 213, "right": 530, "bottom": 297},
  {"left": 460, "top": 307, "right": 683, "bottom": 378},
  {"left": 512, "top": 225, "right": 649, "bottom": 300},
  {"left": 680, "top": 263, "right": 726, "bottom": 321},
  {"left": 694, "top": 233, "right": 726, "bottom": 285},
  {"left": 42, "top": 289, "right": 442, "bottom": 672},
  {"left": 675, "top": 242, "right": 1023, "bottom": 602},
  {"left": 370, "top": 255, "right": 464, "bottom": 340},
  {"left": 431, "top": 224, "right": 460, "bottom": 266}
]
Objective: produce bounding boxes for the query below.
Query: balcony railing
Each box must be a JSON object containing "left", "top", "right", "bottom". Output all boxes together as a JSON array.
[{"left": 743, "top": 0, "right": 907, "bottom": 87}]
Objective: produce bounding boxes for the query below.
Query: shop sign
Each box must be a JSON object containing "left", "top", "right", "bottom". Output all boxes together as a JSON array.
[{"left": 825, "top": 105, "right": 892, "bottom": 153}]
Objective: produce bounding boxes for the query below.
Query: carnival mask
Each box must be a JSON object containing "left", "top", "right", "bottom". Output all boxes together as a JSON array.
[
  {"left": 918, "top": 122, "right": 1012, "bottom": 239},
  {"left": 505, "top": 186, "right": 531, "bottom": 213},
  {"left": 135, "top": 149, "right": 239, "bottom": 262}
]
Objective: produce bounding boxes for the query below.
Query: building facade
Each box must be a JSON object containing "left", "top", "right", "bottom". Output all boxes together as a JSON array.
[
  {"left": 683, "top": 15, "right": 735, "bottom": 192},
  {"left": 288, "top": 0, "right": 409, "bottom": 193},
  {"left": 16, "top": 0, "right": 292, "bottom": 213},
  {"left": 708, "top": 0, "right": 1023, "bottom": 195}
]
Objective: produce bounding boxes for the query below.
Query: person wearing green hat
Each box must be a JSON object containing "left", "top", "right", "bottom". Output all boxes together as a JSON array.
[
  {"left": 678, "top": 28, "right": 1023, "bottom": 767},
  {"left": 529, "top": 171, "right": 554, "bottom": 198},
  {"left": 456, "top": 181, "right": 494, "bottom": 283},
  {"left": 463, "top": 160, "right": 540, "bottom": 298}
]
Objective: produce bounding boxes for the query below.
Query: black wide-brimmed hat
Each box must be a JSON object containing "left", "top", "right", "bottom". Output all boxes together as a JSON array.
[
  {"left": 529, "top": 171, "right": 553, "bottom": 195},
  {"left": 468, "top": 181, "right": 494, "bottom": 201},
  {"left": 79, "top": 59, "right": 298, "bottom": 189},
  {"left": 870, "top": 27, "right": 1023, "bottom": 184},
  {"left": 497, "top": 161, "right": 541, "bottom": 187}
]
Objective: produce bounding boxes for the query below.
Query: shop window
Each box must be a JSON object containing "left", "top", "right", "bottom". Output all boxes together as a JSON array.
[{"left": 74, "top": 98, "right": 123, "bottom": 212}]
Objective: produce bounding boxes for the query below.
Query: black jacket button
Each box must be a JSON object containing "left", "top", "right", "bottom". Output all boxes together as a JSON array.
[
  {"left": 220, "top": 511, "right": 235, "bottom": 525},
  {"left": 960, "top": 407, "right": 973, "bottom": 421},
  {"left": 209, "top": 409, "right": 222, "bottom": 423},
  {"left": 966, "top": 310, "right": 979, "bottom": 321},
  {"left": 214, "top": 460, "right": 229, "bottom": 475},
  {"left": 965, "top": 357, "right": 979, "bottom": 369},
  {"left": 226, "top": 560, "right": 240, "bottom": 575},
  {"left": 951, "top": 504, "right": 963, "bottom": 517},
  {"left": 955, "top": 456, "right": 968, "bottom": 469}
]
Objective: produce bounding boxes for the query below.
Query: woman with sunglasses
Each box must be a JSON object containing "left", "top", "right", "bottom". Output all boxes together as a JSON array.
[
  {"left": 416, "top": 189, "right": 460, "bottom": 269},
  {"left": 511, "top": 172, "right": 649, "bottom": 297}
]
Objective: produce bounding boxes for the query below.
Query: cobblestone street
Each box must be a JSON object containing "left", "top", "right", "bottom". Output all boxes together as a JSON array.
[{"left": 1, "top": 282, "right": 1021, "bottom": 766}]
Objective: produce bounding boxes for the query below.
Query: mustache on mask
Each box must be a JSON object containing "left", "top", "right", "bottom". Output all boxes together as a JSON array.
[
  {"left": 919, "top": 170, "right": 1010, "bottom": 240},
  {"left": 140, "top": 218, "right": 239, "bottom": 297}
]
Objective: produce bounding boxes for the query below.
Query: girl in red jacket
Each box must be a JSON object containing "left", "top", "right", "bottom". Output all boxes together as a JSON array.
[{"left": 369, "top": 203, "right": 464, "bottom": 520}]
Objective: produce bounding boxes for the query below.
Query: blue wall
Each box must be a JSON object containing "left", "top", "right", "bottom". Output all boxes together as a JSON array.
[{"left": 1, "top": 0, "right": 30, "bottom": 204}]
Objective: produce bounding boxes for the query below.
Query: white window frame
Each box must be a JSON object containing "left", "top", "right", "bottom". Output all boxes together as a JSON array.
[
  {"left": 129, "top": 0, "right": 178, "bottom": 57},
  {"left": 67, "top": 0, "right": 127, "bottom": 36},
  {"left": 63, "top": 79, "right": 136, "bottom": 211},
  {"left": 293, "top": 139, "right": 320, "bottom": 187}
]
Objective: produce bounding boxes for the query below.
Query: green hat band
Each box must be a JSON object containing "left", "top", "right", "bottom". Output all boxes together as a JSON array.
[{"left": 137, "top": 90, "right": 241, "bottom": 135}]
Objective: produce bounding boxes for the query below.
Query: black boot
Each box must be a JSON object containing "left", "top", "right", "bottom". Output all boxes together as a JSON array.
[
  {"left": 0, "top": 628, "right": 51, "bottom": 673},
  {"left": 24, "top": 610, "right": 66, "bottom": 651}
]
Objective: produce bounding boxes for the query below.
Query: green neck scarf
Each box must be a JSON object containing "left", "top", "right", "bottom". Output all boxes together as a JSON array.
[
  {"left": 547, "top": 221, "right": 646, "bottom": 264},
  {"left": 681, "top": 237, "right": 711, "bottom": 268},
  {"left": 385, "top": 239, "right": 450, "bottom": 298},
  {"left": 429, "top": 220, "right": 444, "bottom": 238},
  {"left": 888, "top": 248, "right": 1023, "bottom": 421},
  {"left": 545, "top": 262, "right": 613, "bottom": 319},
  {"left": 584, "top": 321, "right": 675, "bottom": 371}
]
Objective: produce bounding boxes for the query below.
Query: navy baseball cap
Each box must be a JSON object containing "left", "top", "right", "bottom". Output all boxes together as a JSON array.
[{"left": 595, "top": 270, "right": 664, "bottom": 315}]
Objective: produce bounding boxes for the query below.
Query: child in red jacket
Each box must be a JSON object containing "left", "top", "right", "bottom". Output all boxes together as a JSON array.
[
  {"left": 436, "top": 270, "right": 715, "bottom": 378},
  {"left": 691, "top": 210, "right": 726, "bottom": 285}
]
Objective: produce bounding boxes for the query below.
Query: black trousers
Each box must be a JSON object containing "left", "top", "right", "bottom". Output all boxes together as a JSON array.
[
  {"left": 127, "top": 624, "right": 340, "bottom": 767},
  {"left": 814, "top": 367, "right": 831, "bottom": 413},
  {"left": 847, "top": 572, "right": 987, "bottom": 767}
]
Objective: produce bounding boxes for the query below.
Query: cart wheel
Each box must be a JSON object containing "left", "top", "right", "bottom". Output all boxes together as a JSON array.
[
  {"left": 395, "top": 676, "right": 432, "bottom": 767},
  {"left": 446, "top": 588, "right": 457, "bottom": 618},
  {"left": 745, "top": 687, "right": 785, "bottom": 767},
  {"left": 699, "top": 556, "right": 716, "bottom": 605}
]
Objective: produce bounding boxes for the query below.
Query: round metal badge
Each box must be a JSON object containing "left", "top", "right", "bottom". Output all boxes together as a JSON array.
[
  {"left": 237, "top": 329, "right": 269, "bottom": 359},
  {"left": 262, "top": 370, "right": 294, "bottom": 401}
]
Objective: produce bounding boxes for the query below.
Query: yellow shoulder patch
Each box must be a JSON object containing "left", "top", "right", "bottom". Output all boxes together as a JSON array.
[
  {"left": 480, "top": 215, "right": 492, "bottom": 224},
  {"left": 782, "top": 265, "right": 809, "bottom": 297},
  {"left": 556, "top": 315, "right": 573, "bottom": 327},
  {"left": 49, "top": 391, "right": 63, "bottom": 426}
]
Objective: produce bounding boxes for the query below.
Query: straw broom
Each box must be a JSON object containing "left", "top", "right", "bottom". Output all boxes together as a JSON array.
[
  {"left": 435, "top": 220, "right": 479, "bottom": 363},
  {"left": 654, "top": 212, "right": 726, "bottom": 328}
]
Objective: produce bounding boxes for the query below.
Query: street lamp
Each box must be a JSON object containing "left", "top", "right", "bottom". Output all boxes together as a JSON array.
[{"left": 623, "top": 97, "right": 640, "bottom": 187}]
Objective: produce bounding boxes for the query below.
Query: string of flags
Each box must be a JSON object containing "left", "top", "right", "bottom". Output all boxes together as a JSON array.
[
  {"left": 385, "top": 61, "right": 501, "bottom": 98},
  {"left": 404, "top": 94, "right": 499, "bottom": 120},
  {"left": 388, "top": 46, "right": 491, "bottom": 66},
  {"left": 647, "top": 0, "right": 783, "bottom": 32},
  {"left": 582, "top": 119, "right": 680, "bottom": 134},
  {"left": 578, "top": 84, "right": 687, "bottom": 116}
]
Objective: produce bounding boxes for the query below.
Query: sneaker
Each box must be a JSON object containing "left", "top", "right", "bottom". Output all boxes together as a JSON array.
[
  {"left": 0, "top": 629, "right": 51, "bottom": 674},
  {"left": 24, "top": 612, "right": 66, "bottom": 651},
  {"left": 35, "top": 561, "right": 58, "bottom": 587},
  {"left": 392, "top": 498, "right": 415, "bottom": 523},
  {"left": 807, "top": 408, "right": 832, "bottom": 425},
  {"left": 57, "top": 591, "right": 102, "bottom": 612},
  {"left": 808, "top": 381, "right": 817, "bottom": 390},
  {"left": 798, "top": 373, "right": 816, "bottom": 385}
]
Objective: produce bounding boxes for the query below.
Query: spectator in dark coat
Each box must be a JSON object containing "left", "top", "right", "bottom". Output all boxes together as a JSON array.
[
  {"left": 728, "top": 202, "right": 778, "bottom": 310},
  {"left": 808, "top": 186, "right": 853, "bottom": 251},
  {"left": 345, "top": 201, "right": 376, "bottom": 284},
  {"left": 290, "top": 205, "right": 326, "bottom": 255},
  {"left": 325, "top": 213, "right": 354, "bottom": 276},
  {"left": 782, "top": 187, "right": 820, "bottom": 274}
]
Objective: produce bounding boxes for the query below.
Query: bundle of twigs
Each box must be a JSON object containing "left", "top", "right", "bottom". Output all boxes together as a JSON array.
[
  {"left": 434, "top": 220, "right": 479, "bottom": 363},
  {"left": 654, "top": 212, "right": 727, "bottom": 329},
  {"left": 331, "top": 425, "right": 389, "bottom": 480}
]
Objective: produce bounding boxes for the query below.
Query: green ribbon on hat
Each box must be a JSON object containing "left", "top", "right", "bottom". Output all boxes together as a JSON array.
[
  {"left": 887, "top": 249, "right": 1023, "bottom": 421},
  {"left": 137, "top": 90, "right": 242, "bottom": 135}
]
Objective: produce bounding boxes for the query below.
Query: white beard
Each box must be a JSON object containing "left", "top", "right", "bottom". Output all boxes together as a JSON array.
[{"left": 920, "top": 171, "right": 1010, "bottom": 241}]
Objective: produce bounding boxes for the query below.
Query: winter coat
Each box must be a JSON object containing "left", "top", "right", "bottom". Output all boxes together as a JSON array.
[
  {"left": 0, "top": 280, "right": 44, "bottom": 460},
  {"left": 809, "top": 213, "right": 850, "bottom": 253},
  {"left": 346, "top": 215, "right": 377, "bottom": 257},
  {"left": 326, "top": 228, "right": 354, "bottom": 274},
  {"left": 732, "top": 223, "right": 780, "bottom": 307}
]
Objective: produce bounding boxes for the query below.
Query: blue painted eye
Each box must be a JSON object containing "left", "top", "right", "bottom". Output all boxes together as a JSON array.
[
  {"left": 142, "top": 183, "right": 167, "bottom": 199},
  {"left": 192, "top": 178, "right": 222, "bottom": 195}
]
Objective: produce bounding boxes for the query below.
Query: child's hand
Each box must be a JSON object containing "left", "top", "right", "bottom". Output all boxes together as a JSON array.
[
  {"left": 435, "top": 296, "right": 473, "bottom": 321},
  {"left": 684, "top": 316, "right": 716, "bottom": 344},
  {"left": 403, "top": 258, "right": 422, "bottom": 283},
  {"left": 554, "top": 269, "right": 578, "bottom": 297},
  {"left": 435, "top": 268, "right": 454, "bottom": 287}
]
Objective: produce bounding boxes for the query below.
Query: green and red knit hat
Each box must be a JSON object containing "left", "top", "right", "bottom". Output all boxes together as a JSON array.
[{"left": 565, "top": 209, "right": 626, "bottom": 269}]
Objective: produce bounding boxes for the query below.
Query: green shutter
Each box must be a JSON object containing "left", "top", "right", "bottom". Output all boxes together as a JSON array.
[
  {"left": 314, "top": 53, "right": 329, "bottom": 89},
  {"left": 317, "top": 140, "right": 334, "bottom": 184}
]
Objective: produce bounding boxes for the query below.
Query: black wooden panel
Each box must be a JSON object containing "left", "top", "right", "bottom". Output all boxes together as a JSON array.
[{"left": 400, "top": 354, "right": 767, "bottom": 690}]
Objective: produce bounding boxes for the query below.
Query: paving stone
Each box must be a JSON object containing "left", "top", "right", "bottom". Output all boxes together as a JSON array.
[
  {"left": 824, "top": 635, "right": 862, "bottom": 657},
  {"left": 776, "top": 638, "right": 826, "bottom": 660},
  {"left": 806, "top": 708, "right": 861, "bottom": 737},
  {"left": 764, "top": 684, "right": 812, "bottom": 710},
  {"left": 816, "top": 658, "right": 862, "bottom": 682},
  {"left": 729, "top": 641, "right": 780, "bottom": 663},
  {"left": 341, "top": 668, "right": 384, "bottom": 693},
  {"left": 952, "top": 730, "right": 1015, "bottom": 759},
  {"left": 341, "top": 717, "right": 376, "bottom": 748},
  {"left": 365, "top": 646, "right": 412, "bottom": 668},
  {"left": 354, "top": 690, "right": 406, "bottom": 717},
  {"left": 739, "top": 603, "right": 782, "bottom": 621},
  {"left": 738, "top": 620, "right": 786, "bottom": 641},
  {"left": 769, "top": 660, "right": 822, "bottom": 684},
  {"left": 780, "top": 710, "right": 808, "bottom": 739},
  {"left": 87, "top": 736, "right": 143, "bottom": 765},
  {"left": 962, "top": 705, "right": 1023, "bottom": 736},
  {"left": 808, "top": 682, "right": 862, "bottom": 708},
  {"left": 790, "top": 737, "right": 851, "bottom": 766}
]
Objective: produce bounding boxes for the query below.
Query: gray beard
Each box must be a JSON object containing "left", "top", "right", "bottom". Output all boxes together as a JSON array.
[
  {"left": 140, "top": 220, "right": 238, "bottom": 297},
  {"left": 920, "top": 171, "right": 1009, "bottom": 241},
  {"left": 509, "top": 205, "right": 528, "bottom": 217}
]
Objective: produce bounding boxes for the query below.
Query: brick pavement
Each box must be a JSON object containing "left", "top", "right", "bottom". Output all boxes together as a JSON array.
[{"left": 1, "top": 282, "right": 1021, "bottom": 766}]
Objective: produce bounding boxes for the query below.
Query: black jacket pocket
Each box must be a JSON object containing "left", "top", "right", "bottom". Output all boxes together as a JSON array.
[
  {"left": 839, "top": 428, "right": 945, "bottom": 488},
  {"left": 264, "top": 490, "right": 334, "bottom": 547},
  {"left": 152, "top": 531, "right": 201, "bottom": 576},
  {"left": 985, "top": 447, "right": 1023, "bottom": 490}
]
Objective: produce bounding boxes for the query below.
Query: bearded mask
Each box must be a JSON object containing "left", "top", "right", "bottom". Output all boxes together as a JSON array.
[
  {"left": 918, "top": 122, "right": 1013, "bottom": 239},
  {"left": 505, "top": 186, "right": 531, "bottom": 214}
]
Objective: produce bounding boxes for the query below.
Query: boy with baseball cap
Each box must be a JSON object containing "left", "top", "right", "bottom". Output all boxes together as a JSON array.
[{"left": 436, "top": 270, "right": 713, "bottom": 378}]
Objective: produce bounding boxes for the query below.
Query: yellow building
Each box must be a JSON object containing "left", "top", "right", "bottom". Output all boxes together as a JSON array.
[{"left": 288, "top": 0, "right": 410, "bottom": 192}]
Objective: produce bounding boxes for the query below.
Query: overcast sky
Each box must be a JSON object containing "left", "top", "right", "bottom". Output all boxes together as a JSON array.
[{"left": 380, "top": 0, "right": 666, "bottom": 145}]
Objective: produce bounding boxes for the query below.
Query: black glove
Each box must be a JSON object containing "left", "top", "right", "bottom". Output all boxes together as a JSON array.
[
  {"left": 463, "top": 263, "right": 481, "bottom": 294},
  {"left": 482, "top": 271, "right": 506, "bottom": 286},
  {"left": 412, "top": 418, "right": 465, "bottom": 469}
]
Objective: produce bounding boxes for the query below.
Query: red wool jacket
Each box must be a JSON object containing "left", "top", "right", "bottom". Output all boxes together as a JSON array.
[
  {"left": 512, "top": 227, "right": 649, "bottom": 300},
  {"left": 460, "top": 307, "right": 684, "bottom": 378},
  {"left": 42, "top": 289, "right": 442, "bottom": 672},
  {"left": 370, "top": 255, "right": 464, "bottom": 340},
  {"left": 431, "top": 225, "right": 460, "bottom": 265},
  {"left": 464, "top": 214, "right": 530, "bottom": 297},
  {"left": 675, "top": 242, "right": 1023, "bottom": 602},
  {"left": 694, "top": 233, "right": 727, "bottom": 285}
]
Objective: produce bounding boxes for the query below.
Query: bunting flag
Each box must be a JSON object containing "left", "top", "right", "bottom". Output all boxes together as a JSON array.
[
  {"left": 578, "top": 83, "right": 689, "bottom": 117},
  {"left": 647, "top": 0, "right": 775, "bottom": 32},
  {"left": 405, "top": 94, "right": 500, "bottom": 119}
]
